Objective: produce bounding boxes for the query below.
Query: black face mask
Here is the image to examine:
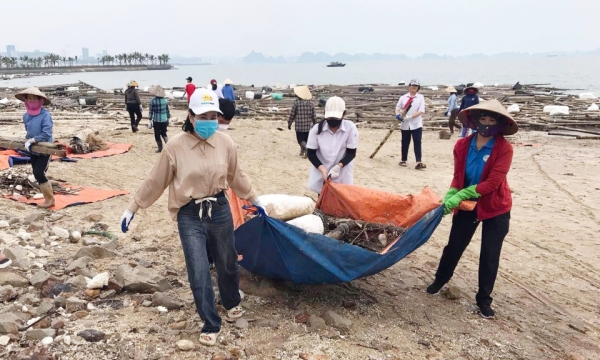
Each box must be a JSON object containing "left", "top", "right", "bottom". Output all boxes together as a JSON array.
[{"left": 326, "top": 119, "right": 342, "bottom": 128}]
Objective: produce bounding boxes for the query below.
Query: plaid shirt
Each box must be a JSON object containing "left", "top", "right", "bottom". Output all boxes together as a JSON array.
[
  {"left": 149, "top": 97, "right": 171, "bottom": 122},
  {"left": 288, "top": 98, "right": 316, "bottom": 132}
]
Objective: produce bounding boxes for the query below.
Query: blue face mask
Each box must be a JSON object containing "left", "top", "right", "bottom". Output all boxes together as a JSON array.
[{"left": 194, "top": 120, "right": 218, "bottom": 139}]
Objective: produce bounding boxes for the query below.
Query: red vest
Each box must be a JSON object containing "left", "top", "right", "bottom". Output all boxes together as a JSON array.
[{"left": 450, "top": 134, "right": 513, "bottom": 220}]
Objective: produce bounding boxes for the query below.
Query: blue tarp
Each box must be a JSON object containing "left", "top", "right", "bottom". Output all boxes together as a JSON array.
[{"left": 235, "top": 206, "right": 444, "bottom": 284}]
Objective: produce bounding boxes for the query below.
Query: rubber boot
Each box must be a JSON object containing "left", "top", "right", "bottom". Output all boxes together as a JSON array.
[
  {"left": 156, "top": 143, "right": 163, "bottom": 153},
  {"left": 162, "top": 135, "right": 168, "bottom": 144},
  {"left": 38, "top": 182, "right": 55, "bottom": 209},
  {"left": 300, "top": 141, "right": 307, "bottom": 158},
  {"left": 299, "top": 145, "right": 304, "bottom": 157}
]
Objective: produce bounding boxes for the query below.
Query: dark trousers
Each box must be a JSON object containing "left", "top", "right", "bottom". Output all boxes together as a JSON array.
[
  {"left": 434, "top": 210, "right": 510, "bottom": 306},
  {"left": 295, "top": 131, "right": 309, "bottom": 145},
  {"left": 126, "top": 103, "right": 142, "bottom": 129},
  {"left": 30, "top": 154, "right": 51, "bottom": 184},
  {"left": 177, "top": 197, "right": 241, "bottom": 333},
  {"left": 153, "top": 122, "right": 168, "bottom": 148},
  {"left": 448, "top": 109, "right": 460, "bottom": 133},
  {"left": 401, "top": 127, "right": 423, "bottom": 162}
]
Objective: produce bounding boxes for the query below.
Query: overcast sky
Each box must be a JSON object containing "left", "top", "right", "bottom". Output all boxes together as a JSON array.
[{"left": 2, "top": 0, "right": 598, "bottom": 58}]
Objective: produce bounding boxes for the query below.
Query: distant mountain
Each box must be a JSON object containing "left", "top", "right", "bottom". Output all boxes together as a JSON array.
[{"left": 243, "top": 51, "right": 286, "bottom": 64}]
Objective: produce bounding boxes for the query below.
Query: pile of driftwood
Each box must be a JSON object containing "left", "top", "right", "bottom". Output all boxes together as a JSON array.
[
  {"left": 0, "top": 168, "right": 78, "bottom": 197},
  {"left": 3, "top": 81, "right": 598, "bottom": 139},
  {"left": 315, "top": 210, "right": 406, "bottom": 253}
]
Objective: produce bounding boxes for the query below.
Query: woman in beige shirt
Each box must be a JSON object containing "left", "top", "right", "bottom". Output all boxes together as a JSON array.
[{"left": 120, "top": 88, "right": 266, "bottom": 346}]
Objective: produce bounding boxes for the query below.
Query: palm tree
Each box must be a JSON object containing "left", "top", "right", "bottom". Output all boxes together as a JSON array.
[{"left": 75, "top": 56, "right": 78, "bottom": 66}]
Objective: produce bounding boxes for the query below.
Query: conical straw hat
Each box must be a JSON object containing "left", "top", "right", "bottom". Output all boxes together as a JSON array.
[
  {"left": 149, "top": 85, "right": 166, "bottom": 97},
  {"left": 15, "top": 87, "right": 51, "bottom": 106},
  {"left": 293, "top": 86, "right": 312, "bottom": 100},
  {"left": 457, "top": 99, "right": 519, "bottom": 136}
]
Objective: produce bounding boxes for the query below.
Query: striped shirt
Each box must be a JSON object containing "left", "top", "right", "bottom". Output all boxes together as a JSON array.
[
  {"left": 149, "top": 97, "right": 171, "bottom": 122},
  {"left": 288, "top": 98, "right": 316, "bottom": 132}
]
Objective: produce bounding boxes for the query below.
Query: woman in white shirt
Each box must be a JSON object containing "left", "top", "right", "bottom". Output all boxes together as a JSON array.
[
  {"left": 306, "top": 96, "right": 359, "bottom": 193},
  {"left": 395, "top": 79, "right": 426, "bottom": 170}
]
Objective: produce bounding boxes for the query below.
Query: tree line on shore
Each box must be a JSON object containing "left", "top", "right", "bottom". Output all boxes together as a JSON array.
[{"left": 0, "top": 52, "right": 170, "bottom": 68}]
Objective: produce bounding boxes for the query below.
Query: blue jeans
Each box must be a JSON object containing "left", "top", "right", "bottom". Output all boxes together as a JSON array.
[{"left": 177, "top": 195, "right": 241, "bottom": 333}]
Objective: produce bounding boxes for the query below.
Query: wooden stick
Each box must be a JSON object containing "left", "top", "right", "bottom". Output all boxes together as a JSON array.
[
  {"left": 369, "top": 122, "right": 397, "bottom": 158},
  {"left": 546, "top": 124, "right": 600, "bottom": 136}
]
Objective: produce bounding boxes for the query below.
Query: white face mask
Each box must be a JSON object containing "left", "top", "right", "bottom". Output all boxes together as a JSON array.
[{"left": 218, "top": 124, "right": 230, "bottom": 131}]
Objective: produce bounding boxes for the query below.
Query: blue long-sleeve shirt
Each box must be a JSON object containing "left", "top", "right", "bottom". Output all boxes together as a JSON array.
[
  {"left": 23, "top": 108, "right": 53, "bottom": 143},
  {"left": 447, "top": 94, "right": 458, "bottom": 114},
  {"left": 222, "top": 84, "right": 235, "bottom": 101},
  {"left": 459, "top": 94, "right": 480, "bottom": 111}
]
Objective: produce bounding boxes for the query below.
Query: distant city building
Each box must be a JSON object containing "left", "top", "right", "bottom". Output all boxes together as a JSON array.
[
  {"left": 82, "top": 48, "right": 89, "bottom": 59},
  {"left": 102, "top": 50, "right": 108, "bottom": 57},
  {"left": 6, "top": 45, "right": 16, "bottom": 57}
]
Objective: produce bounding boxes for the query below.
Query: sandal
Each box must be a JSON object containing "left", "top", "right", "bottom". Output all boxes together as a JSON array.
[
  {"left": 199, "top": 330, "right": 220, "bottom": 346},
  {"left": 225, "top": 305, "right": 244, "bottom": 322},
  {"left": 398, "top": 161, "right": 407, "bottom": 167},
  {"left": 415, "top": 163, "right": 427, "bottom": 170}
]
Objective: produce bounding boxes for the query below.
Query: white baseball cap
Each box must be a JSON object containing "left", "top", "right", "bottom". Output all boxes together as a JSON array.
[
  {"left": 189, "top": 88, "right": 222, "bottom": 115},
  {"left": 324, "top": 96, "right": 345, "bottom": 119}
]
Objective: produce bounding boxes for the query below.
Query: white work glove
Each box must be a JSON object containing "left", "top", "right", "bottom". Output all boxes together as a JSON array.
[
  {"left": 250, "top": 197, "right": 269, "bottom": 216},
  {"left": 24, "top": 138, "right": 36, "bottom": 152},
  {"left": 148, "top": 119, "right": 153, "bottom": 129},
  {"left": 120, "top": 209, "right": 135, "bottom": 233},
  {"left": 328, "top": 165, "right": 342, "bottom": 179}
]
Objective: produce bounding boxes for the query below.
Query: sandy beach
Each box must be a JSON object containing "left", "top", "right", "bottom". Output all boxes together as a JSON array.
[{"left": 1, "top": 108, "right": 599, "bottom": 359}]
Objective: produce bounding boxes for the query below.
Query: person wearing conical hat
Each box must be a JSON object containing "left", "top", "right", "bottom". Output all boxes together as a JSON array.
[
  {"left": 15, "top": 87, "right": 55, "bottom": 209},
  {"left": 458, "top": 85, "right": 480, "bottom": 137},
  {"left": 427, "top": 99, "right": 518, "bottom": 320},
  {"left": 148, "top": 85, "right": 171, "bottom": 153},
  {"left": 221, "top": 79, "right": 235, "bottom": 102},
  {"left": 125, "top": 80, "right": 142, "bottom": 133},
  {"left": 288, "top": 86, "right": 316, "bottom": 158},
  {"left": 445, "top": 86, "right": 460, "bottom": 134}
]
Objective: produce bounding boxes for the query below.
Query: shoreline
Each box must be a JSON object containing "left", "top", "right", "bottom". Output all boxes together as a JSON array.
[{"left": 0, "top": 65, "right": 172, "bottom": 78}]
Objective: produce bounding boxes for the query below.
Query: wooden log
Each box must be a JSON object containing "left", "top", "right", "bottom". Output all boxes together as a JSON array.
[
  {"left": 576, "top": 135, "right": 600, "bottom": 140},
  {"left": 325, "top": 220, "right": 361, "bottom": 240},
  {"left": 545, "top": 124, "right": 600, "bottom": 136},
  {"left": 0, "top": 138, "right": 67, "bottom": 156},
  {"left": 548, "top": 131, "right": 578, "bottom": 137}
]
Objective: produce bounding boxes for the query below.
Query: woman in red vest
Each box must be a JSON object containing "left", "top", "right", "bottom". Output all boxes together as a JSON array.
[{"left": 427, "top": 100, "right": 518, "bottom": 319}]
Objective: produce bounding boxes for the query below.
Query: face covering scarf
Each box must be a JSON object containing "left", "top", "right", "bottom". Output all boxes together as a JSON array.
[
  {"left": 195, "top": 120, "right": 218, "bottom": 139},
  {"left": 476, "top": 121, "right": 502, "bottom": 137},
  {"left": 25, "top": 99, "right": 44, "bottom": 116},
  {"left": 218, "top": 124, "right": 230, "bottom": 131}
]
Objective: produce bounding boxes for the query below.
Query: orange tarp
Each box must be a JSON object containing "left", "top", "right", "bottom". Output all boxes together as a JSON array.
[
  {"left": 2, "top": 184, "right": 128, "bottom": 210},
  {"left": 227, "top": 188, "right": 252, "bottom": 230},
  {"left": 53, "top": 142, "right": 132, "bottom": 160},
  {"left": 317, "top": 181, "right": 442, "bottom": 228},
  {"left": 0, "top": 150, "right": 19, "bottom": 170}
]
